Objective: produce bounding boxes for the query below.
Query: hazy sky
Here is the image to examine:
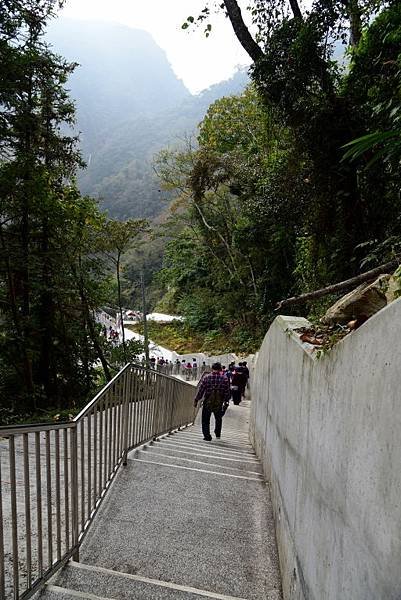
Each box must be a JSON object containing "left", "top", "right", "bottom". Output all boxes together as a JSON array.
[{"left": 60, "top": 0, "right": 252, "bottom": 94}]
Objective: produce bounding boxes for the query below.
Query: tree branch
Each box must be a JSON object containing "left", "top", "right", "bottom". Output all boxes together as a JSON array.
[
  {"left": 276, "top": 258, "right": 400, "bottom": 311},
  {"left": 223, "top": 0, "right": 264, "bottom": 62},
  {"left": 192, "top": 199, "right": 246, "bottom": 285},
  {"left": 189, "top": 224, "right": 236, "bottom": 279}
]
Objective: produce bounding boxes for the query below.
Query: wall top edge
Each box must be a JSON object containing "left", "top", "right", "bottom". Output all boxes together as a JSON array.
[
  {"left": 275, "top": 315, "right": 310, "bottom": 328},
  {"left": 273, "top": 314, "right": 320, "bottom": 361},
  {"left": 272, "top": 296, "right": 401, "bottom": 362}
]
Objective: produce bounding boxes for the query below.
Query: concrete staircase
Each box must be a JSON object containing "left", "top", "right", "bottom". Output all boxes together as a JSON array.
[{"left": 40, "top": 401, "right": 282, "bottom": 600}]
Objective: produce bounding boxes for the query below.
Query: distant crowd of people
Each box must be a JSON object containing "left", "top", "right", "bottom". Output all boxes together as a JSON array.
[
  {"left": 144, "top": 357, "right": 250, "bottom": 394},
  {"left": 102, "top": 325, "right": 120, "bottom": 344},
  {"left": 145, "top": 357, "right": 208, "bottom": 380}
]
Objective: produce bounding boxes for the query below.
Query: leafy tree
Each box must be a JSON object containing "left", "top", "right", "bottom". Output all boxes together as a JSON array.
[
  {"left": 0, "top": 1, "right": 143, "bottom": 416},
  {"left": 100, "top": 219, "right": 149, "bottom": 361},
  {"left": 181, "top": 0, "right": 401, "bottom": 285},
  {"left": 0, "top": 0, "right": 82, "bottom": 408},
  {"left": 154, "top": 87, "right": 302, "bottom": 341},
  {"left": 155, "top": 2, "right": 401, "bottom": 350},
  {"left": 343, "top": 4, "right": 401, "bottom": 168}
]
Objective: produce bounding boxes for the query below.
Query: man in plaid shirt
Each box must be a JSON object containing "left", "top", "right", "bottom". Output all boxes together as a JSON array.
[{"left": 194, "top": 362, "right": 231, "bottom": 441}]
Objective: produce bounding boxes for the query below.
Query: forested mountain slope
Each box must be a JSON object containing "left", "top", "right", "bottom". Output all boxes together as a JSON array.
[{"left": 47, "top": 19, "right": 248, "bottom": 219}]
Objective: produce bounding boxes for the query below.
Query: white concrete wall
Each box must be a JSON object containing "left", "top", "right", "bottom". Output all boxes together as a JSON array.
[
  {"left": 250, "top": 299, "right": 401, "bottom": 600},
  {"left": 169, "top": 351, "right": 240, "bottom": 366}
]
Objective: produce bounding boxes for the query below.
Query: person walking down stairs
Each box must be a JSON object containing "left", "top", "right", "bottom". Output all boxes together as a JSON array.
[
  {"left": 193, "top": 362, "right": 230, "bottom": 441},
  {"left": 230, "top": 365, "right": 247, "bottom": 405}
]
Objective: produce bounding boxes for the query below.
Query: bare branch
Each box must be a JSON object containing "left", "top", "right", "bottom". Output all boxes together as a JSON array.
[
  {"left": 276, "top": 258, "right": 400, "bottom": 311},
  {"left": 192, "top": 199, "right": 245, "bottom": 285},
  {"left": 189, "top": 224, "right": 236, "bottom": 279}
]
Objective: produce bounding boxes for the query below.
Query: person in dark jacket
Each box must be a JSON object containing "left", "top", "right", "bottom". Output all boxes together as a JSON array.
[
  {"left": 194, "top": 363, "right": 230, "bottom": 440},
  {"left": 242, "top": 361, "right": 250, "bottom": 394},
  {"left": 231, "top": 366, "right": 247, "bottom": 405}
]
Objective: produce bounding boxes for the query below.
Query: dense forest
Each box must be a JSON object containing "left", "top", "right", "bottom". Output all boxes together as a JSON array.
[
  {"left": 0, "top": 0, "right": 400, "bottom": 421},
  {"left": 0, "top": 2, "right": 146, "bottom": 422},
  {"left": 150, "top": 0, "right": 401, "bottom": 351}
]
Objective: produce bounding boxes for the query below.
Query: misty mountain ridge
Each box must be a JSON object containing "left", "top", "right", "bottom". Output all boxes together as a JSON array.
[
  {"left": 47, "top": 19, "right": 190, "bottom": 133},
  {"left": 47, "top": 19, "right": 248, "bottom": 219}
]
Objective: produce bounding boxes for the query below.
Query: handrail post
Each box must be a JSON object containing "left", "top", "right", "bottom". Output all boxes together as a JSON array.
[
  {"left": 0, "top": 452, "right": 5, "bottom": 600},
  {"left": 122, "top": 368, "right": 130, "bottom": 466},
  {"left": 70, "top": 425, "right": 79, "bottom": 561},
  {"left": 9, "top": 436, "right": 19, "bottom": 600}
]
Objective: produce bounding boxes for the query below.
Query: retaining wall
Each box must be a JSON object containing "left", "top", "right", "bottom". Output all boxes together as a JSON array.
[{"left": 250, "top": 299, "right": 401, "bottom": 600}]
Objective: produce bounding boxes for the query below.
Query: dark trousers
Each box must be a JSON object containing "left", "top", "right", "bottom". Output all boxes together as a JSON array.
[
  {"left": 202, "top": 404, "right": 222, "bottom": 439},
  {"left": 231, "top": 387, "right": 242, "bottom": 405}
]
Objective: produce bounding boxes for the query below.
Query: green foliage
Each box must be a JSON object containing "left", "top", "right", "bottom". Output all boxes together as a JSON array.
[
  {"left": 342, "top": 130, "right": 401, "bottom": 165},
  {"left": 100, "top": 218, "right": 149, "bottom": 363},
  {"left": 129, "top": 320, "right": 260, "bottom": 355},
  {"left": 343, "top": 4, "right": 401, "bottom": 166},
  {"left": 104, "top": 338, "right": 144, "bottom": 373},
  {"left": 182, "top": 8, "right": 212, "bottom": 37},
  {"left": 153, "top": 2, "right": 401, "bottom": 350},
  {"left": 293, "top": 236, "right": 331, "bottom": 294},
  {"left": 0, "top": 2, "right": 147, "bottom": 419},
  {"left": 121, "top": 230, "right": 167, "bottom": 311},
  {"left": 154, "top": 87, "right": 297, "bottom": 343}
]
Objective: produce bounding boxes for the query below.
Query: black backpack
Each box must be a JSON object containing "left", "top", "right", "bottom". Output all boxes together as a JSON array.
[{"left": 204, "top": 388, "right": 224, "bottom": 411}]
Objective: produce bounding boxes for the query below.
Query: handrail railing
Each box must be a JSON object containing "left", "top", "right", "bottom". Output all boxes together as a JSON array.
[{"left": 0, "top": 363, "right": 198, "bottom": 600}]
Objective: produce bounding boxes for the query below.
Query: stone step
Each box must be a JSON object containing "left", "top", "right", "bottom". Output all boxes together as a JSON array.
[
  {"left": 146, "top": 440, "right": 259, "bottom": 466},
  {"left": 132, "top": 448, "right": 263, "bottom": 478},
  {"left": 130, "top": 444, "right": 261, "bottom": 472},
  {"left": 41, "top": 561, "right": 252, "bottom": 600},
  {"left": 159, "top": 436, "right": 256, "bottom": 456},
  {"left": 170, "top": 431, "right": 253, "bottom": 450},
  {"left": 175, "top": 424, "right": 251, "bottom": 438},
  {"left": 40, "top": 585, "right": 112, "bottom": 600}
]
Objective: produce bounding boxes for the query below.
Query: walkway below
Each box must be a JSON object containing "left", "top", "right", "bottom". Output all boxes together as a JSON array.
[{"left": 41, "top": 401, "right": 282, "bottom": 600}]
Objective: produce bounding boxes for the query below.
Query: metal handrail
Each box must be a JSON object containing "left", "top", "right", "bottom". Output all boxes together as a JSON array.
[
  {"left": 0, "top": 422, "right": 74, "bottom": 437},
  {"left": 73, "top": 363, "right": 132, "bottom": 422},
  {"left": 0, "top": 363, "right": 198, "bottom": 600}
]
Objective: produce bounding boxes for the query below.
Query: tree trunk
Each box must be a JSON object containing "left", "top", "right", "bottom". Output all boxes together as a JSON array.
[
  {"left": 223, "top": 0, "right": 264, "bottom": 62},
  {"left": 344, "top": 0, "right": 363, "bottom": 46},
  {"left": 289, "top": 0, "right": 303, "bottom": 20},
  {"left": 74, "top": 263, "right": 112, "bottom": 382},
  {"left": 18, "top": 62, "right": 35, "bottom": 404},
  {"left": 37, "top": 215, "right": 57, "bottom": 405},
  {"left": 86, "top": 306, "right": 112, "bottom": 382},
  {"left": 193, "top": 200, "right": 246, "bottom": 285}
]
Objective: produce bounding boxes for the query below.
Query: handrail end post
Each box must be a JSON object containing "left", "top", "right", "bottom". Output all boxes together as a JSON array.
[
  {"left": 70, "top": 426, "right": 79, "bottom": 563},
  {"left": 122, "top": 370, "right": 130, "bottom": 467}
]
